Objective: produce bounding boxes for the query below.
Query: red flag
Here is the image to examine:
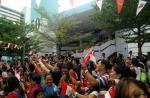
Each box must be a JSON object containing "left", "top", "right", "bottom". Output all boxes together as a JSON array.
[
  {"left": 2, "top": 41, "right": 6, "bottom": 47},
  {"left": 61, "top": 82, "right": 68, "bottom": 96},
  {"left": 82, "top": 50, "right": 92, "bottom": 64},
  {"left": 116, "top": 0, "right": 124, "bottom": 14},
  {"left": 82, "top": 50, "right": 96, "bottom": 64},
  {"left": 10, "top": 43, "right": 14, "bottom": 49},
  {"left": 81, "top": 78, "right": 87, "bottom": 88},
  {"left": 34, "top": 67, "right": 41, "bottom": 73},
  {"left": 105, "top": 86, "right": 115, "bottom": 98},
  {"left": 61, "top": 82, "right": 74, "bottom": 96},
  {"left": 34, "top": 63, "right": 42, "bottom": 73}
]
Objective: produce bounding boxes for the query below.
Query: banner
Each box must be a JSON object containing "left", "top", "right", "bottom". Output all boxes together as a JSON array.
[
  {"left": 116, "top": 0, "right": 124, "bottom": 14},
  {"left": 96, "top": 0, "right": 103, "bottom": 11},
  {"left": 136, "top": 0, "right": 147, "bottom": 16},
  {"left": 0, "top": 41, "right": 22, "bottom": 49}
]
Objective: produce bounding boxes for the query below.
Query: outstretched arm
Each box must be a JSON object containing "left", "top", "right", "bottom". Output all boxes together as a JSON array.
[{"left": 81, "top": 64, "right": 99, "bottom": 87}]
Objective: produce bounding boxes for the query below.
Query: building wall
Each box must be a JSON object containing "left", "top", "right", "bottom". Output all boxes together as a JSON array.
[
  {"left": 30, "top": 0, "right": 97, "bottom": 54},
  {"left": 115, "top": 37, "right": 128, "bottom": 57},
  {"left": 23, "top": 7, "right": 31, "bottom": 24},
  {"left": 116, "top": 32, "right": 150, "bottom": 57},
  {"left": 128, "top": 43, "right": 150, "bottom": 56},
  {"left": 0, "top": 5, "right": 24, "bottom": 22}
]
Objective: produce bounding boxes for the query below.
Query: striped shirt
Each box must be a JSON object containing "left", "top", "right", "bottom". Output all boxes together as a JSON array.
[{"left": 96, "top": 73, "right": 109, "bottom": 90}]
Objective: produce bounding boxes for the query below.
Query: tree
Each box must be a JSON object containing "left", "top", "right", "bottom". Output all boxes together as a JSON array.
[
  {"left": 0, "top": 17, "right": 23, "bottom": 44},
  {"left": 0, "top": 17, "right": 24, "bottom": 56},
  {"left": 90, "top": 0, "right": 150, "bottom": 56},
  {"left": 25, "top": 33, "right": 46, "bottom": 52},
  {"left": 0, "top": 17, "right": 36, "bottom": 57},
  {"left": 34, "top": 7, "right": 93, "bottom": 55}
]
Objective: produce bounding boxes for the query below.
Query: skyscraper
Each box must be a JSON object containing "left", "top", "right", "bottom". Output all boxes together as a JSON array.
[{"left": 31, "top": 0, "right": 59, "bottom": 20}]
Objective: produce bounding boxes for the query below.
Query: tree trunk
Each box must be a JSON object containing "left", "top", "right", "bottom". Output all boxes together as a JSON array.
[
  {"left": 137, "top": 42, "right": 142, "bottom": 57},
  {"left": 137, "top": 27, "right": 143, "bottom": 58},
  {"left": 57, "top": 44, "right": 61, "bottom": 56}
]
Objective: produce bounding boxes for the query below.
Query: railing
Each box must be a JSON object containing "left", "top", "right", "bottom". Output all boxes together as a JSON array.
[{"left": 73, "top": 40, "right": 117, "bottom": 59}]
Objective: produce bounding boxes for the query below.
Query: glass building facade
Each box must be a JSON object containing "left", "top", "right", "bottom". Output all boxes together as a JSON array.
[{"left": 31, "top": 0, "right": 95, "bottom": 20}]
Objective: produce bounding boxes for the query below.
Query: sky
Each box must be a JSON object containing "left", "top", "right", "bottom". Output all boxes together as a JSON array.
[
  {"left": 1, "top": 0, "right": 93, "bottom": 12},
  {"left": 58, "top": 0, "right": 93, "bottom": 12},
  {"left": 1, "top": 0, "right": 31, "bottom": 12}
]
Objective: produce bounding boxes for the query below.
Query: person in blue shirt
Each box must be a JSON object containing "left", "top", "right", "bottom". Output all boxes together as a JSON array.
[{"left": 43, "top": 73, "right": 60, "bottom": 98}]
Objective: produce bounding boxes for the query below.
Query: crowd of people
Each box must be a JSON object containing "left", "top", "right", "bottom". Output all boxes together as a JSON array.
[{"left": 0, "top": 51, "right": 150, "bottom": 98}]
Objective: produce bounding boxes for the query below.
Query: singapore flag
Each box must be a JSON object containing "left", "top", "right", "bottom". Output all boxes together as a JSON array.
[
  {"left": 96, "top": 0, "right": 103, "bottom": 11},
  {"left": 136, "top": 0, "right": 147, "bottom": 16}
]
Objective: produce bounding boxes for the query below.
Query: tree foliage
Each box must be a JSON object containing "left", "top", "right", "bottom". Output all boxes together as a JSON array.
[
  {"left": 0, "top": 17, "right": 36, "bottom": 56},
  {"left": 0, "top": 17, "right": 22, "bottom": 56},
  {"left": 0, "top": 17, "right": 22, "bottom": 43},
  {"left": 34, "top": 7, "right": 93, "bottom": 54},
  {"left": 90, "top": 0, "right": 150, "bottom": 55}
]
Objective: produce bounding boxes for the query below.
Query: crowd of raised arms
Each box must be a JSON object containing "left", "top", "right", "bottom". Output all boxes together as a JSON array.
[{"left": 0, "top": 51, "right": 150, "bottom": 98}]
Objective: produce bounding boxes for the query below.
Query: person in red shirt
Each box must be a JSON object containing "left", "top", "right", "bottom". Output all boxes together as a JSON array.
[
  {"left": 7, "top": 76, "right": 25, "bottom": 98},
  {"left": 29, "top": 73, "right": 43, "bottom": 98},
  {"left": 68, "top": 61, "right": 78, "bottom": 81}
]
